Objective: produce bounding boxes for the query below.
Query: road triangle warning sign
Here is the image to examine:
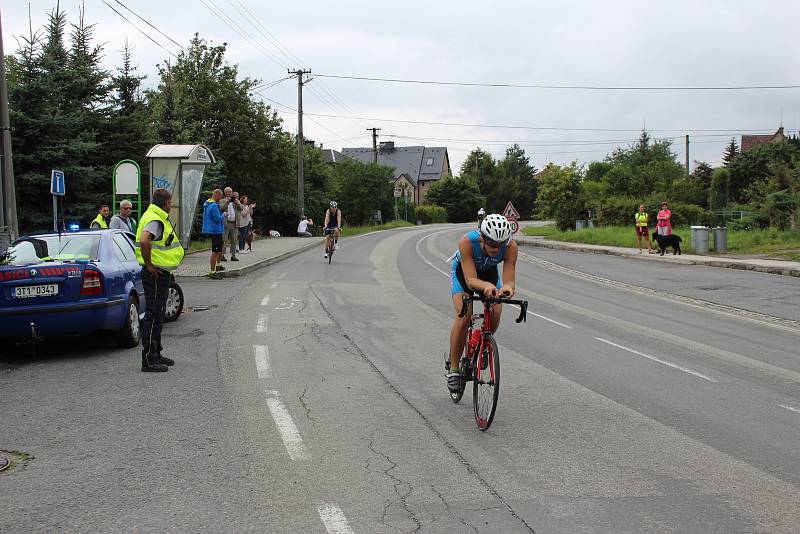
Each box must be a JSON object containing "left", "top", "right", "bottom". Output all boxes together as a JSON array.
[{"left": 503, "top": 201, "right": 521, "bottom": 220}]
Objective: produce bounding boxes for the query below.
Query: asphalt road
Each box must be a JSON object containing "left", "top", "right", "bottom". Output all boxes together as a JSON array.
[{"left": 2, "top": 224, "right": 799, "bottom": 533}]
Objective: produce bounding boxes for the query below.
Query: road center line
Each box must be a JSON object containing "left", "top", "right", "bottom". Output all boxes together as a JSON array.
[
  {"left": 271, "top": 281, "right": 279, "bottom": 289},
  {"left": 778, "top": 404, "right": 800, "bottom": 414},
  {"left": 260, "top": 295, "right": 270, "bottom": 306},
  {"left": 256, "top": 313, "right": 268, "bottom": 334},
  {"left": 317, "top": 504, "right": 354, "bottom": 534},
  {"left": 254, "top": 345, "right": 271, "bottom": 379},
  {"left": 265, "top": 390, "right": 310, "bottom": 461},
  {"left": 596, "top": 338, "right": 718, "bottom": 383},
  {"left": 415, "top": 232, "right": 572, "bottom": 329}
]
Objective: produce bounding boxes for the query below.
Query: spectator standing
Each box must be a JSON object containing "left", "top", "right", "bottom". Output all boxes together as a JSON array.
[
  {"left": 90, "top": 204, "right": 110, "bottom": 229},
  {"left": 635, "top": 203, "right": 653, "bottom": 254},
  {"left": 219, "top": 187, "right": 241, "bottom": 261},
  {"left": 237, "top": 195, "right": 255, "bottom": 253},
  {"left": 135, "top": 188, "right": 185, "bottom": 372},
  {"left": 109, "top": 199, "right": 137, "bottom": 233},
  {"left": 657, "top": 201, "right": 673, "bottom": 236},
  {"left": 297, "top": 215, "right": 313, "bottom": 237},
  {"left": 202, "top": 189, "right": 225, "bottom": 279}
]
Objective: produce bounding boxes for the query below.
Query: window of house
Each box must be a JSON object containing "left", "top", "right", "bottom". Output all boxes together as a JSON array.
[{"left": 426, "top": 157, "right": 434, "bottom": 166}]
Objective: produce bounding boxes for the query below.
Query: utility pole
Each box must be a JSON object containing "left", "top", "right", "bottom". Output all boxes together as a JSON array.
[
  {"left": 685, "top": 134, "right": 690, "bottom": 175},
  {"left": 290, "top": 69, "right": 311, "bottom": 218},
  {"left": 0, "top": 9, "right": 19, "bottom": 244},
  {"left": 367, "top": 128, "right": 381, "bottom": 163}
]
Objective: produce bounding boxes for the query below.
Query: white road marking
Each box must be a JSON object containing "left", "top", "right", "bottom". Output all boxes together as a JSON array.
[
  {"left": 265, "top": 390, "right": 310, "bottom": 461},
  {"left": 270, "top": 281, "right": 279, "bottom": 289},
  {"left": 254, "top": 345, "right": 271, "bottom": 379},
  {"left": 596, "top": 338, "right": 718, "bottom": 383},
  {"left": 415, "top": 232, "right": 572, "bottom": 329},
  {"left": 255, "top": 313, "right": 268, "bottom": 334},
  {"left": 778, "top": 404, "right": 800, "bottom": 414},
  {"left": 260, "top": 295, "right": 270, "bottom": 306},
  {"left": 277, "top": 272, "right": 288, "bottom": 280},
  {"left": 317, "top": 504, "right": 354, "bottom": 534}
]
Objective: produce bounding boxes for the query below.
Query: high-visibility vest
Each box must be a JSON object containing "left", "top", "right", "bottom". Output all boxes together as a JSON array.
[
  {"left": 92, "top": 214, "right": 108, "bottom": 229},
  {"left": 135, "top": 204, "right": 184, "bottom": 271},
  {"left": 635, "top": 212, "right": 648, "bottom": 227}
]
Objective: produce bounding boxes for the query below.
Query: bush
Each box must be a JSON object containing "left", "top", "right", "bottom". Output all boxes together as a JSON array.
[
  {"left": 593, "top": 197, "right": 711, "bottom": 228},
  {"left": 415, "top": 204, "right": 448, "bottom": 224}
]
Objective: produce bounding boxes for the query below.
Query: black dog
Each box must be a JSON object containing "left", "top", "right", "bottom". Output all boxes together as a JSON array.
[{"left": 651, "top": 232, "right": 682, "bottom": 256}]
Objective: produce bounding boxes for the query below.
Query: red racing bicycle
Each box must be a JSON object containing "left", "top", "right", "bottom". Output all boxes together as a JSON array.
[{"left": 449, "top": 294, "right": 528, "bottom": 430}]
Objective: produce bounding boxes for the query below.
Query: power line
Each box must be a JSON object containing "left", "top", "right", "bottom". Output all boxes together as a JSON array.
[
  {"left": 98, "top": 0, "right": 179, "bottom": 58},
  {"left": 111, "top": 1, "right": 185, "bottom": 50},
  {"left": 304, "top": 111, "right": 775, "bottom": 134},
  {"left": 316, "top": 73, "right": 800, "bottom": 91}
]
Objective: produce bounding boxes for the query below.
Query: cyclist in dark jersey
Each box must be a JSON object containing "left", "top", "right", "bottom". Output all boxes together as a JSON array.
[{"left": 446, "top": 213, "right": 518, "bottom": 393}]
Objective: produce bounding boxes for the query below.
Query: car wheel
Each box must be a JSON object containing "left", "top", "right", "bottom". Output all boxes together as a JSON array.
[
  {"left": 116, "top": 298, "right": 141, "bottom": 348},
  {"left": 164, "top": 280, "right": 184, "bottom": 323}
]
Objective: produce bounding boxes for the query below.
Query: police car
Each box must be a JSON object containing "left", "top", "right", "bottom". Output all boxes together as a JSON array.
[{"left": 0, "top": 229, "right": 183, "bottom": 346}]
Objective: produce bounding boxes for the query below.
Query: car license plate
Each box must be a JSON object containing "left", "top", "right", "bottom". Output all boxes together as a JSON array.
[{"left": 14, "top": 284, "right": 59, "bottom": 298}]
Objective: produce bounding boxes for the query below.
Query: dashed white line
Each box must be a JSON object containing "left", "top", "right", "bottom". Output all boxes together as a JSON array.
[
  {"left": 596, "top": 338, "right": 718, "bottom": 383},
  {"left": 317, "top": 504, "right": 354, "bottom": 534},
  {"left": 778, "top": 404, "right": 800, "bottom": 414},
  {"left": 265, "top": 390, "right": 310, "bottom": 461},
  {"left": 415, "top": 232, "right": 572, "bottom": 329},
  {"left": 254, "top": 345, "right": 271, "bottom": 379},
  {"left": 260, "top": 295, "right": 270, "bottom": 306},
  {"left": 270, "top": 281, "right": 279, "bottom": 289},
  {"left": 255, "top": 313, "right": 268, "bottom": 334}
]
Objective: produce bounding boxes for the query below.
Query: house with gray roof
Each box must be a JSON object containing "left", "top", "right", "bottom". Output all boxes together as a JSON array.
[{"left": 341, "top": 142, "right": 451, "bottom": 205}]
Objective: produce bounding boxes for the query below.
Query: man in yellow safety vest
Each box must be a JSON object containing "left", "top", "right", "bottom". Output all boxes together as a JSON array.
[
  {"left": 135, "top": 188, "right": 185, "bottom": 372},
  {"left": 90, "top": 204, "right": 110, "bottom": 229}
]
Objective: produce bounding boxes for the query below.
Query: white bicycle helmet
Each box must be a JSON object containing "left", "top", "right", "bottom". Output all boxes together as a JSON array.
[
  {"left": 330, "top": 201, "right": 338, "bottom": 208},
  {"left": 480, "top": 213, "right": 512, "bottom": 244},
  {"left": 477, "top": 207, "right": 486, "bottom": 217}
]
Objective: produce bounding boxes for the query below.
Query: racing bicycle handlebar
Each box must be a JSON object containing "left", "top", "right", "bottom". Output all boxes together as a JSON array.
[{"left": 458, "top": 294, "right": 528, "bottom": 323}]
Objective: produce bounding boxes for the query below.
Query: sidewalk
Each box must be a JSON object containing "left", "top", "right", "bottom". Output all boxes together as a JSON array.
[
  {"left": 515, "top": 235, "right": 800, "bottom": 277},
  {"left": 176, "top": 237, "right": 325, "bottom": 278}
]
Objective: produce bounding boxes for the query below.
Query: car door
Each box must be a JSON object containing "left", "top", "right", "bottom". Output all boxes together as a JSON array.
[{"left": 111, "top": 233, "right": 143, "bottom": 308}]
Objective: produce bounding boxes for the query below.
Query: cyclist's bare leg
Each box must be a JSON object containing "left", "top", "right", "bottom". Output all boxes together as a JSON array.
[
  {"left": 325, "top": 233, "right": 332, "bottom": 251},
  {"left": 448, "top": 293, "right": 471, "bottom": 369},
  {"left": 490, "top": 303, "right": 503, "bottom": 333}
]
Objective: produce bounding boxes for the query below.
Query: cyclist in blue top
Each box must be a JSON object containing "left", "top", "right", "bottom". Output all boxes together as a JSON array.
[{"left": 446, "top": 213, "right": 518, "bottom": 393}]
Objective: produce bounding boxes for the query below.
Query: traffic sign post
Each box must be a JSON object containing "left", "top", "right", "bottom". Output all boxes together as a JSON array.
[
  {"left": 503, "top": 201, "right": 521, "bottom": 234},
  {"left": 51, "top": 170, "right": 65, "bottom": 231}
]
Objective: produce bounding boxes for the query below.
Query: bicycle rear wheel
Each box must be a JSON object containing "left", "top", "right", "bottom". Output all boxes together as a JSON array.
[
  {"left": 327, "top": 240, "right": 333, "bottom": 264},
  {"left": 473, "top": 336, "right": 499, "bottom": 430}
]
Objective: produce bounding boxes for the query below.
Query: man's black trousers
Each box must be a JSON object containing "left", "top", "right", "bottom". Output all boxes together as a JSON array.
[{"left": 141, "top": 269, "right": 171, "bottom": 365}]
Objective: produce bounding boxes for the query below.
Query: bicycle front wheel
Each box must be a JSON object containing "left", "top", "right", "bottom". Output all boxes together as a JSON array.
[{"left": 473, "top": 336, "right": 499, "bottom": 431}]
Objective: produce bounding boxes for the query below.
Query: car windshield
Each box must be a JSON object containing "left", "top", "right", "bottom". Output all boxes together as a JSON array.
[{"left": 6, "top": 235, "right": 101, "bottom": 265}]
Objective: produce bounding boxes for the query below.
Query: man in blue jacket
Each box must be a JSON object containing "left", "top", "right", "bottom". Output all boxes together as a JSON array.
[{"left": 202, "top": 189, "right": 225, "bottom": 279}]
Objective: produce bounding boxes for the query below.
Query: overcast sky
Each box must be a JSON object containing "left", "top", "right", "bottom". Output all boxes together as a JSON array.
[{"left": 4, "top": 1, "right": 800, "bottom": 173}]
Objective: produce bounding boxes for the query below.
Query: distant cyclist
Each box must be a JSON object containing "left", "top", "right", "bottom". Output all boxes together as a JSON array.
[
  {"left": 446, "top": 214, "right": 518, "bottom": 393},
  {"left": 323, "top": 201, "right": 342, "bottom": 259},
  {"left": 477, "top": 207, "right": 486, "bottom": 227}
]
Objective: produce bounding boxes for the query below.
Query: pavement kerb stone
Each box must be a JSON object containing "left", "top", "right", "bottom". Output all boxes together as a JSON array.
[
  {"left": 514, "top": 235, "right": 800, "bottom": 278},
  {"left": 218, "top": 239, "right": 321, "bottom": 278}
]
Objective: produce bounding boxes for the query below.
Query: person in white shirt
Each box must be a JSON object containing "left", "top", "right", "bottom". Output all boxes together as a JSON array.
[{"left": 297, "top": 216, "right": 313, "bottom": 237}]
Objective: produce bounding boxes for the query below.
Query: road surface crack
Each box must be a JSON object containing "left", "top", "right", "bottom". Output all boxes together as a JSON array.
[{"left": 366, "top": 437, "right": 421, "bottom": 533}]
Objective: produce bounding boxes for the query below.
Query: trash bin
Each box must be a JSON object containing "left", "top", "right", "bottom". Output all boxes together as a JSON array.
[
  {"left": 575, "top": 220, "right": 587, "bottom": 230},
  {"left": 588, "top": 220, "right": 595, "bottom": 229},
  {"left": 713, "top": 227, "right": 727, "bottom": 253},
  {"left": 690, "top": 225, "right": 710, "bottom": 254}
]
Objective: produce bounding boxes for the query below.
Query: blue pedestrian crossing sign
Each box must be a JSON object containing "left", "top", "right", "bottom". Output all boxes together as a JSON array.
[{"left": 51, "top": 170, "right": 66, "bottom": 196}]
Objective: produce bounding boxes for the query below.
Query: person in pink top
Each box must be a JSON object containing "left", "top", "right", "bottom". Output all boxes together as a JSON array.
[{"left": 656, "top": 201, "right": 672, "bottom": 236}]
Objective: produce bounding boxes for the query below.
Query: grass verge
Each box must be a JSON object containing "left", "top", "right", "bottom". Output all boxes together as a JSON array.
[
  {"left": 522, "top": 224, "right": 800, "bottom": 257},
  {"left": 340, "top": 220, "right": 414, "bottom": 237}
]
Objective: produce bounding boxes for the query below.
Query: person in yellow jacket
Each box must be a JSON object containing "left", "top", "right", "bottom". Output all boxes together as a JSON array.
[
  {"left": 90, "top": 204, "right": 110, "bottom": 229},
  {"left": 136, "top": 188, "right": 185, "bottom": 372},
  {"left": 635, "top": 204, "right": 653, "bottom": 254}
]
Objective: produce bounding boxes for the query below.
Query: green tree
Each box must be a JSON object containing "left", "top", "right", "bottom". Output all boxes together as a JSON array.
[
  {"left": 535, "top": 162, "right": 583, "bottom": 231},
  {"left": 425, "top": 175, "right": 485, "bottom": 222},
  {"left": 708, "top": 167, "right": 731, "bottom": 210},
  {"left": 722, "top": 138, "right": 739, "bottom": 167},
  {"left": 496, "top": 144, "right": 537, "bottom": 217},
  {"left": 330, "top": 159, "right": 394, "bottom": 225}
]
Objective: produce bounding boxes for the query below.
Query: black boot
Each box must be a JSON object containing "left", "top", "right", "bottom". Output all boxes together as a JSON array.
[
  {"left": 158, "top": 355, "right": 175, "bottom": 366},
  {"left": 142, "top": 354, "right": 168, "bottom": 372}
]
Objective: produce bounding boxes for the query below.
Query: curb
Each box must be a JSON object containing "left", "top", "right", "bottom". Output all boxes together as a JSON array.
[
  {"left": 216, "top": 239, "right": 323, "bottom": 278},
  {"left": 515, "top": 237, "right": 800, "bottom": 278}
]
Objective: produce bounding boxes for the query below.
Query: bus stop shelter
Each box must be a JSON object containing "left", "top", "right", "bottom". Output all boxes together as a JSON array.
[{"left": 146, "top": 144, "right": 215, "bottom": 248}]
